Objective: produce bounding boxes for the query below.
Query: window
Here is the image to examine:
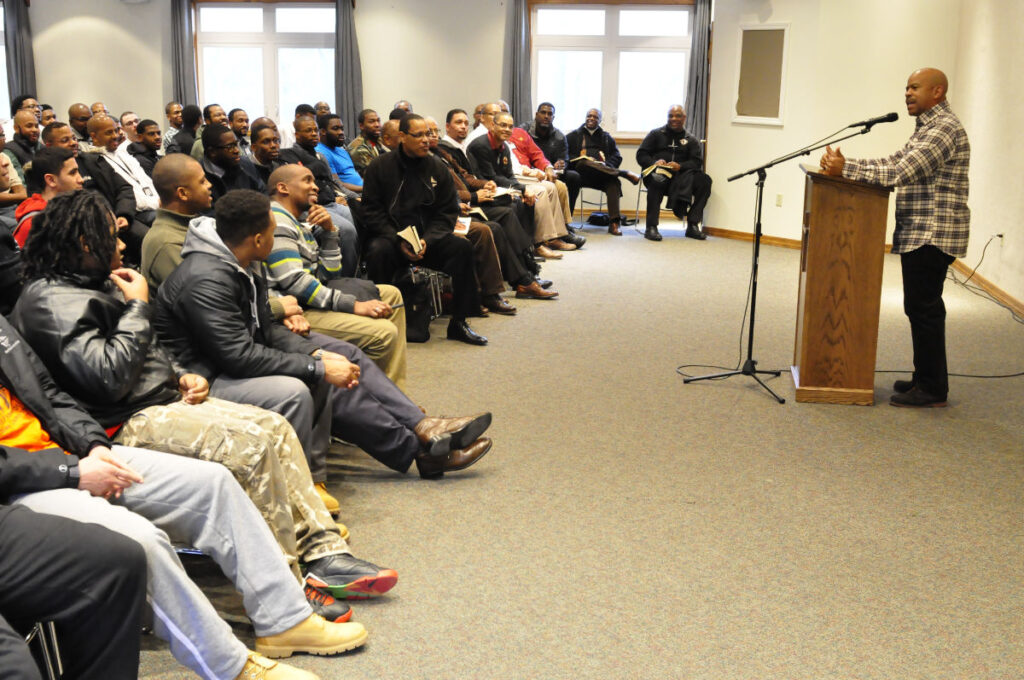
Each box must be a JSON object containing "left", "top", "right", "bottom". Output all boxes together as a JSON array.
[
  {"left": 733, "top": 25, "right": 788, "bottom": 126},
  {"left": 195, "top": 2, "right": 335, "bottom": 124},
  {"left": 531, "top": 4, "right": 692, "bottom": 135}
]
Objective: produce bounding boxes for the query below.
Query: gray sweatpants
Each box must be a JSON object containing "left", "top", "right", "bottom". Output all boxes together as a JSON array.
[{"left": 14, "top": 446, "right": 312, "bottom": 680}]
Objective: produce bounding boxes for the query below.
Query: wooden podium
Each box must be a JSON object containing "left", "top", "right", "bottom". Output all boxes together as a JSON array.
[{"left": 792, "top": 168, "right": 892, "bottom": 405}]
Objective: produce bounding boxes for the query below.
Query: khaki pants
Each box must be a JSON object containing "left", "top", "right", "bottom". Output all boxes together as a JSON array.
[
  {"left": 114, "top": 396, "right": 348, "bottom": 580},
  {"left": 524, "top": 179, "right": 568, "bottom": 243},
  {"left": 303, "top": 284, "right": 408, "bottom": 391}
]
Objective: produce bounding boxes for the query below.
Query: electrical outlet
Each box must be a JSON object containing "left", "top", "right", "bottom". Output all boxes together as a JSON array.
[{"left": 775, "top": 194, "right": 783, "bottom": 207}]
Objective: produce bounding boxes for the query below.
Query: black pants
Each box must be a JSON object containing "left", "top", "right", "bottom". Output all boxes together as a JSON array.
[
  {"left": 0, "top": 504, "right": 147, "bottom": 680},
  {"left": 901, "top": 245, "right": 956, "bottom": 397},
  {"left": 644, "top": 169, "right": 712, "bottom": 228},
  {"left": 364, "top": 234, "right": 481, "bottom": 320},
  {"left": 576, "top": 165, "right": 621, "bottom": 218}
]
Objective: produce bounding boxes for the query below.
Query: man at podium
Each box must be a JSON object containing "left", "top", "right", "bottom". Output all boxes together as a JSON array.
[{"left": 820, "top": 67, "right": 970, "bottom": 408}]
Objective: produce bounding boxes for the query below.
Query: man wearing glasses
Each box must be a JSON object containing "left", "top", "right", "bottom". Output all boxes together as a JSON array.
[{"left": 201, "top": 123, "right": 265, "bottom": 205}]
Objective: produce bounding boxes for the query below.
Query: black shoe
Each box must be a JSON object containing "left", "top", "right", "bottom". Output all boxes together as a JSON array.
[
  {"left": 562, "top": 229, "right": 586, "bottom": 248},
  {"left": 890, "top": 386, "right": 947, "bottom": 408},
  {"left": 304, "top": 580, "right": 352, "bottom": 622},
  {"left": 644, "top": 227, "right": 663, "bottom": 242},
  {"left": 535, "top": 277, "right": 553, "bottom": 289},
  {"left": 303, "top": 554, "right": 399, "bottom": 599},
  {"left": 447, "top": 319, "right": 488, "bottom": 345},
  {"left": 893, "top": 379, "right": 915, "bottom": 393},
  {"left": 685, "top": 224, "right": 707, "bottom": 240}
]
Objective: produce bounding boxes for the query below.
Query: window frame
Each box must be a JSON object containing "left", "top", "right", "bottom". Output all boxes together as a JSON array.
[
  {"left": 731, "top": 23, "right": 789, "bottom": 127},
  {"left": 194, "top": 1, "right": 335, "bottom": 123},
  {"left": 529, "top": 1, "right": 695, "bottom": 138}
]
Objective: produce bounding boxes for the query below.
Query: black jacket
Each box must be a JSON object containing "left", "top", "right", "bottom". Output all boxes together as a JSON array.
[
  {"left": 566, "top": 125, "right": 622, "bottom": 169},
  {"left": 6, "top": 134, "right": 37, "bottom": 165},
  {"left": 202, "top": 156, "right": 265, "bottom": 206},
  {"left": 279, "top": 144, "right": 343, "bottom": 206},
  {"left": 153, "top": 218, "right": 323, "bottom": 383},
  {"left": 10, "top": 275, "right": 183, "bottom": 428},
  {"left": 466, "top": 134, "right": 524, "bottom": 191},
  {"left": 361, "top": 145, "right": 460, "bottom": 248},
  {"left": 77, "top": 152, "right": 137, "bottom": 220},
  {"left": 166, "top": 128, "right": 196, "bottom": 156},
  {"left": 521, "top": 121, "right": 569, "bottom": 166},
  {"left": 127, "top": 142, "right": 159, "bottom": 177},
  {"left": 0, "top": 316, "right": 113, "bottom": 501},
  {"left": 636, "top": 125, "right": 703, "bottom": 171}
]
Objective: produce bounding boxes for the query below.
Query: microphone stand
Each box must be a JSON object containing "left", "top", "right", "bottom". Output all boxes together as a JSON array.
[{"left": 684, "top": 124, "right": 882, "bottom": 403}]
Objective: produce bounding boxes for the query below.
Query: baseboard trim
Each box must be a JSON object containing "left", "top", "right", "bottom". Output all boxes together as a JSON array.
[{"left": 576, "top": 210, "right": 1023, "bottom": 315}]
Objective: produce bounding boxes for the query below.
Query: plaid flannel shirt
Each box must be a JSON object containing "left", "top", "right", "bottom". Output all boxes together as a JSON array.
[{"left": 842, "top": 100, "right": 970, "bottom": 257}]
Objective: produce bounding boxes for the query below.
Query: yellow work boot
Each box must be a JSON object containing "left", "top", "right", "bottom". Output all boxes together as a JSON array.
[
  {"left": 234, "top": 652, "right": 319, "bottom": 679},
  {"left": 255, "top": 614, "right": 367, "bottom": 659},
  {"left": 335, "top": 520, "right": 350, "bottom": 542},
  {"left": 314, "top": 482, "right": 340, "bottom": 516}
]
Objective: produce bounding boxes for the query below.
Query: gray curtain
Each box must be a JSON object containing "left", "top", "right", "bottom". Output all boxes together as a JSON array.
[
  {"left": 334, "top": 0, "right": 363, "bottom": 131},
  {"left": 685, "top": 0, "right": 712, "bottom": 141},
  {"left": 3, "top": 0, "right": 36, "bottom": 101},
  {"left": 171, "top": 0, "right": 199, "bottom": 106},
  {"left": 502, "top": 0, "right": 531, "bottom": 126}
]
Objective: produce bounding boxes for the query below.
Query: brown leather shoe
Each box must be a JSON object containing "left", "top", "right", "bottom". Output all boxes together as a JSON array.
[
  {"left": 547, "top": 238, "right": 577, "bottom": 251},
  {"left": 515, "top": 281, "right": 559, "bottom": 299},
  {"left": 608, "top": 221, "right": 622, "bottom": 236},
  {"left": 535, "top": 243, "right": 562, "bottom": 259},
  {"left": 413, "top": 412, "right": 492, "bottom": 457},
  {"left": 621, "top": 170, "right": 641, "bottom": 185},
  {"left": 483, "top": 294, "right": 517, "bottom": 315},
  {"left": 416, "top": 437, "right": 493, "bottom": 479}
]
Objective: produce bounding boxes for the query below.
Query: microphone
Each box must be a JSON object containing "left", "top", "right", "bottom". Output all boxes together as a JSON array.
[{"left": 848, "top": 112, "right": 898, "bottom": 128}]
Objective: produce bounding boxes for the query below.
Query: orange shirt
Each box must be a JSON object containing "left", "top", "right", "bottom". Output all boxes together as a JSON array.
[{"left": 0, "top": 385, "right": 64, "bottom": 453}]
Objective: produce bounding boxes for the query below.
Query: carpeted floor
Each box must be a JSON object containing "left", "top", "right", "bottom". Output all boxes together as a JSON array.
[{"left": 141, "top": 220, "right": 1023, "bottom": 679}]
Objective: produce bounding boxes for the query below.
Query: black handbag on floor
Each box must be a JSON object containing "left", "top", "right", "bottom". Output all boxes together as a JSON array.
[{"left": 393, "top": 268, "right": 435, "bottom": 343}]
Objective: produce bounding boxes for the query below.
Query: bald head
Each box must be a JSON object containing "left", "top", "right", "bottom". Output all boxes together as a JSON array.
[
  {"left": 87, "top": 115, "right": 114, "bottom": 135},
  {"left": 152, "top": 153, "right": 212, "bottom": 213},
  {"left": 380, "top": 119, "right": 401, "bottom": 150},
  {"left": 13, "top": 110, "right": 37, "bottom": 131},
  {"left": 68, "top": 103, "right": 91, "bottom": 134},
  {"left": 666, "top": 104, "right": 686, "bottom": 132},
  {"left": 905, "top": 67, "right": 948, "bottom": 116},
  {"left": 267, "top": 163, "right": 308, "bottom": 194}
]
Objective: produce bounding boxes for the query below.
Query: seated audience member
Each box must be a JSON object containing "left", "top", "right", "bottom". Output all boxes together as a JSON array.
[
  {"left": 472, "top": 103, "right": 485, "bottom": 129},
  {"left": 90, "top": 101, "right": 109, "bottom": 116},
  {"left": 251, "top": 119, "right": 284, "bottom": 184},
  {"left": 316, "top": 114, "right": 363, "bottom": 192},
  {"left": 565, "top": 108, "right": 641, "bottom": 234},
  {"left": 67, "top": 102, "right": 93, "bottom": 149},
  {"left": 117, "top": 111, "right": 141, "bottom": 152},
  {"left": 363, "top": 114, "right": 488, "bottom": 345},
  {"left": 437, "top": 109, "right": 555, "bottom": 300},
  {"left": 162, "top": 100, "right": 183, "bottom": 151},
  {"left": 0, "top": 127, "right": 25, "bottom": 186},
  {"left": 348, "top": 108, "right": 385, "bottom": 176},
  {"left": 0, "top": 315, "right": 367, "bottom": 680},
  {"left": 522, "top": 101, "right": 585, "bottom": 223},
  {"left": 0, "top": 140, "right": 26, "bottom": 229},
  {"left": 39, "top": 104, "right": 56, "bottom": 127},
  {"left": 280, "top": 103, "right": 316, "bottom": 150},
  {"left": 468, "top": 111, "right": 575, "bottom": 260},
  {"left": 266, "top": 164, "right": 408, "bottom": 386},
  {"left": 127, "top": 118, "right": 162, "bottom": 177},
  {"left": 78, "top": 117, "right": 151, "bottom": 263},
  {"left": 3, "top": 94, "right": 40, "bottom": 139},
  {"left": 387, "top": 108, "right": 407, "bottom": 121},
  {"left": 41, "top": 121, "right": 79, "bottom": 154},
  {"left": 189, "top": 103, "right": 229, "bottom": 161},
  {"left": 88, "top": 114, "right": 160, "bottom": 223},
  {"left": 422, "top": 117, "right": 516, "bottom": 314},
  {"left": 314, "top": 101, "right": 332, "bottom": 117},
  {"left": 166, "top": 104, "right": 201, "bottom": 155},
  {"left": 507, "top": 123, "right": 584, "bottom": 246},
  {"left": 379, "top": 119, "right": 401, "bottom": 151},
  {"left": 7, "top": 110, "right": 41, "bottom": 165},
  {"left": 280, "top": 115, "right": 360, "bottom": 277},
  {"left": 636, "top": 104, "right": 711, "bottom": 241},
  {"left": 155, "top": 189, "right": 495, "bottom": 479},
  {"left": 229, "top": 107, "right": 254, "bottom": 159},
  {"left": 13, "top": 191, "right": 395, "bottom": 604},
  {"left": 466, "top": 101, "right": 498, "bottom": 146},
  {"left": 202, "top": 122, "right": 266, "bottom": 203},
  {"left": 12, "top": 147, "right": 81, "bottom": 247},
  {"left": 1, "top": 448, "right": 147, "bottom": 680}
]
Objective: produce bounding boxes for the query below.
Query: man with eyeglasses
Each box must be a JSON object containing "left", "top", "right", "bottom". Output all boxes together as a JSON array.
[
  {"left": 201, "top": 123, "right": 265, "bottom": 205},
  {"left": 362, "top": 114, "right": 488, "bottom": 346}
]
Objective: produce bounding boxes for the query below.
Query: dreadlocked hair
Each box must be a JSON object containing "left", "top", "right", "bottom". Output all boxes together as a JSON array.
[{"left": 22, "top": 191, "right": 118, "bottom": 282}]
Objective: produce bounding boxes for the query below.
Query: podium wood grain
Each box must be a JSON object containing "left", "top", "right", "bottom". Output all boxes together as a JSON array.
[{"left": 793, "top": 169, "right": 891, "bottom": 405}]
